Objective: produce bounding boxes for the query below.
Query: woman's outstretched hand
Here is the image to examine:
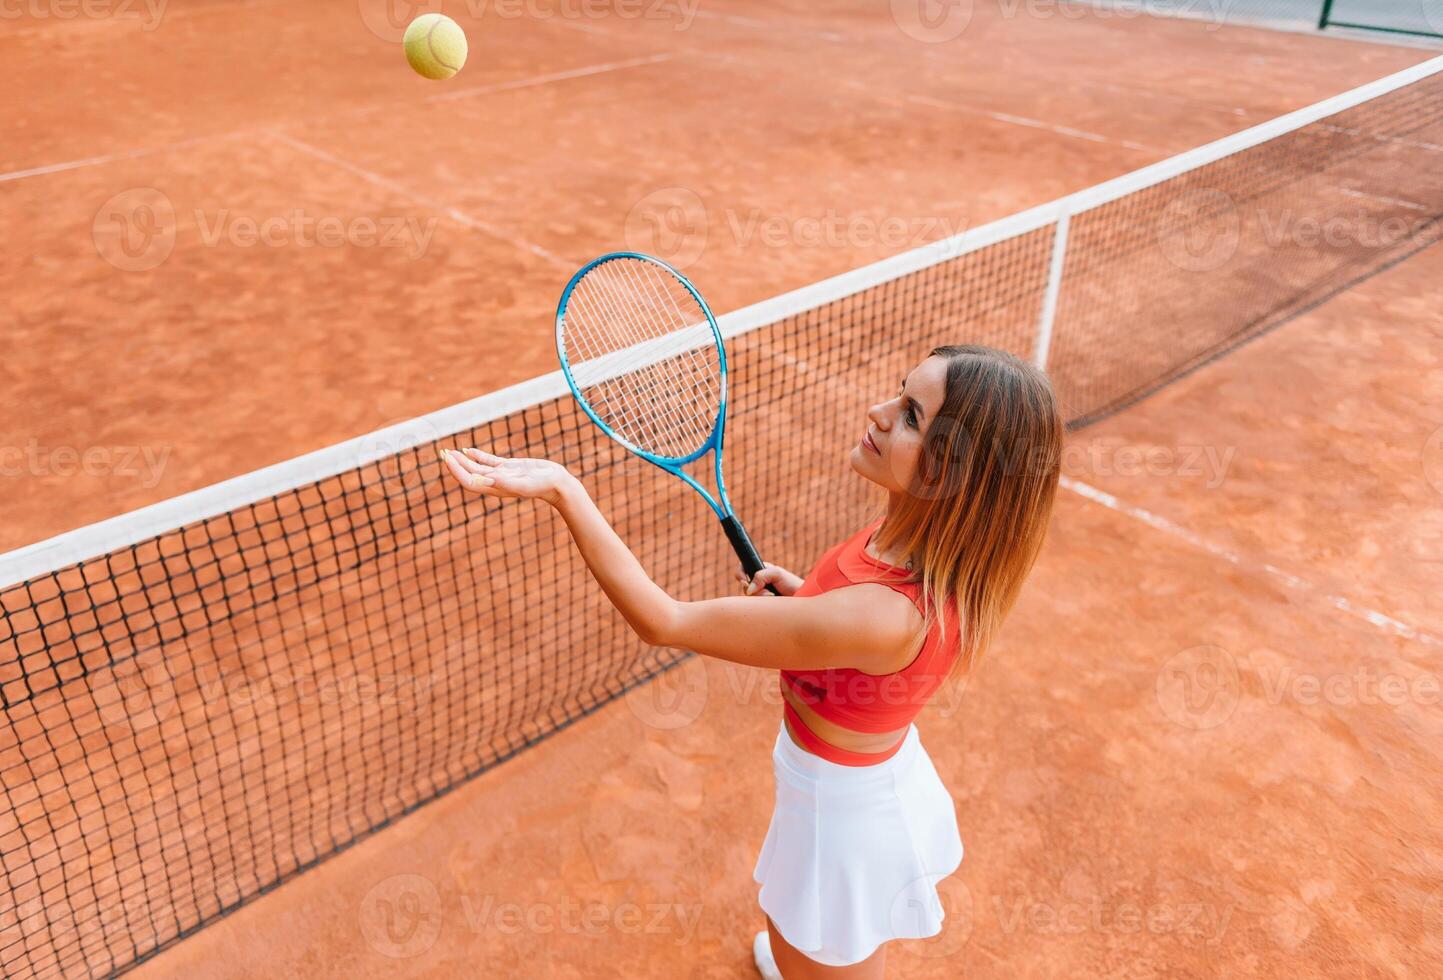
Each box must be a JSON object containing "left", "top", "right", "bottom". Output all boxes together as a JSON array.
[
  {"left": 439, "top": 448, "right": 578, "bottom": 506},
  {"left": 735, "top": 563, "right": 803, "bottom": 597}
]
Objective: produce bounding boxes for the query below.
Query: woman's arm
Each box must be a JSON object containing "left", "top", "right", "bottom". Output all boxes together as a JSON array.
[
  {"left": 440, "top": 449, "right": 920, "bottom": 673},
  {"left": 550, "top": 474, "right": 677, "bottom": 646},
  {"left": 655, "top": 586, "right": 922, "bottom": 673},
  {"left": 553, "top": 477, "right": 919, "bottom": 672}
]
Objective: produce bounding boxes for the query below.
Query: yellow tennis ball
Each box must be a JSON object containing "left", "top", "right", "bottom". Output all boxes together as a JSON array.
[{"left": 403, "top": 13, "right": 467, "bottom": 81}]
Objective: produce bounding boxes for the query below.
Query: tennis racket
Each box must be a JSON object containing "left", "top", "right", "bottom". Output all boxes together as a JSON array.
[{"left": 556, "top": 252, "right": 779, "bottom": 594}]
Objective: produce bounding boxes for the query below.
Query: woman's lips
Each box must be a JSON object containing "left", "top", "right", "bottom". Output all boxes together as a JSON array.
[{"left": 861, "top": 431, "right": 880, "bottom": 455}]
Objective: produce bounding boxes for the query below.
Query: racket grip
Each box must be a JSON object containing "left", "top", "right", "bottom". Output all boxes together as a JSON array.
[{"left": 721, "top": 516, "right": 781, "bottom": 596}]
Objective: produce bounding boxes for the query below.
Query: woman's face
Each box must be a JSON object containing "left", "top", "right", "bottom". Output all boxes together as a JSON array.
[{"left": 849, "top": 355, "right": 949, "bottom": 493}]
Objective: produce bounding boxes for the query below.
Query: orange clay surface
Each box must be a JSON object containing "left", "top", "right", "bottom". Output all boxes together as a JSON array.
[
  {"left": 2, "top": 0, "right": 1441, "bottom": 976},
  {"left": 132, "top": 247, "right": 1443, "bottom": 977}
]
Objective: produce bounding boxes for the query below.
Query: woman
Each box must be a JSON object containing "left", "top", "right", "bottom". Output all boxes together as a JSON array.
[{"left": 439, "top": 344, "right": 1063, "bottom": 977}]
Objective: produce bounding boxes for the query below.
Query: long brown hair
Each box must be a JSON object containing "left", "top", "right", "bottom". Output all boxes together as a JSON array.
[{"left": 869, "top": 344, "right": 1063, "bottom": 674}]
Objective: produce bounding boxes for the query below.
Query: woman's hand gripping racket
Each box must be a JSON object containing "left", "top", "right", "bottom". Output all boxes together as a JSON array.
[{"left": 556, "top": 252, "right": 780, "bottom": 595}]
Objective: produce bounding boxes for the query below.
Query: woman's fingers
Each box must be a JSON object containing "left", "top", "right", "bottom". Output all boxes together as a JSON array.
[
  {"left": 461, "top": 448, "right": 504, "bottom": 465},
  {"left": 439, "top": 449, "right": 495, "bottom": 492}
]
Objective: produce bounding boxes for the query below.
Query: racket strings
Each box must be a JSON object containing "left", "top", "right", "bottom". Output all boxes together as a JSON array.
[
  {"left": 563, "top": 259, "right": 723, "bottom": 460},
  {"left": 569, "top": 276, "right": 705, "bottom": 454}
]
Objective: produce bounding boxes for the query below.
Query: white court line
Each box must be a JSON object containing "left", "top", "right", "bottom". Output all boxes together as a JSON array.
[
  {"left": 2, "top": 55, "right": 1439, "bottom": 588},
  {"left": 907, "top": 94, "right": 1163, "bottom": 155},
  {"left": 688, "top": 8, "right": 848, "bottom": 43},
  {"left": 0, "top": 0, "right": 290, "bottom": 42},
  {"left": 1061, "top": 475, "right": 1442, "bottom": 648},
  {"left": 421, "top": 53, "right": 674, "bottom": 104},
  {"left": 0, "top": 134, "right": 249, "bottom": 185},
  {"left": 268, "top": 131, "right": 572, "bottom": 268},
  {"left": 0, "top": 54, "right": 673, "bottom": 186},
  {"left": 1339, "top": 187, "right": 1433, "bottom": 211}
]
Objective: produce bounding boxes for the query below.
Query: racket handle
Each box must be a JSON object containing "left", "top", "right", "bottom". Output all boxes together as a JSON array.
[{"left": 721, "top": 516, "right": 781, "bottom": 596}]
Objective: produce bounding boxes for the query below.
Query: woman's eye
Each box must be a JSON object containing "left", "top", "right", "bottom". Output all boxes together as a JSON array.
[{"left": 906, "top": 408, "right": 918, "bottom": 427}]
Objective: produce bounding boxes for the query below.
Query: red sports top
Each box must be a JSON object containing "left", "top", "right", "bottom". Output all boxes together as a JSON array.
[{"left": 779, "top": 518, "right": 961, "bottom": 766}]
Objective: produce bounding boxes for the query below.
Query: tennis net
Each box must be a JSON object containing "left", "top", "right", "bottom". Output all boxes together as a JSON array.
[{"left": 2, "top": 56, "right": 1442, "bottom": 978}]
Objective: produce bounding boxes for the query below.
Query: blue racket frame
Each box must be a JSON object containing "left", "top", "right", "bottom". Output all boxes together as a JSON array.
[{"left": 556, "top": 251, "right": 773, "bottom": 587}]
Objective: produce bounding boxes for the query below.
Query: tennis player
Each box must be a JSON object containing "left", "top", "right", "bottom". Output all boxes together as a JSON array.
[{"left": 439, "top": 344, "right": 1062, "bottom": 977}]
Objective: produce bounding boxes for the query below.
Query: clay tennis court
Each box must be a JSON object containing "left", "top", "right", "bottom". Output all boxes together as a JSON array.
[{"left": 2, "top": 0, "right": 1440, "bottom": 976}]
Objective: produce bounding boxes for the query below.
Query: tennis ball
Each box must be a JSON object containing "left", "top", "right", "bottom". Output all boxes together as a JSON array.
[{"left": 403, "top": 13, "right": 467, "bottom": 80}]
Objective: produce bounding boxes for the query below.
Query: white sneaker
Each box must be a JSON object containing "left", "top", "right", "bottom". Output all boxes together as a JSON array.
[{"left": 752, "top": 930, "right": 783, "bottom": 980}]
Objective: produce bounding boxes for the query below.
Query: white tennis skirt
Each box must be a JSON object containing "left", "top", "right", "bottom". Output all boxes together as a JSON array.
[{"left": 751, "top": 720, "right": 964, "bottom": 967}]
